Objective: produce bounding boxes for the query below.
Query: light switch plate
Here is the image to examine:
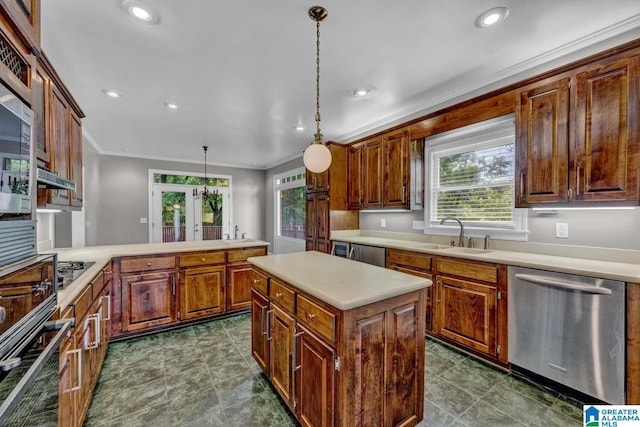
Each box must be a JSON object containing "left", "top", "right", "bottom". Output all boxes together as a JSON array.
[
  {"left": 140, "top": 217, "right": 148, "bottom": 224},
  {"left": 380, "top": 218, "right": 386, "bottom": 228},
  {"left": 412, "top": 220, "right": 425, "bottom": 230},
  {"left": 555, "top": 222, "right": 568, "bottom": 238}
]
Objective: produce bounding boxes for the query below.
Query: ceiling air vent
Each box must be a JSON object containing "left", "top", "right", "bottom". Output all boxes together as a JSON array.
[{"left": 0, "top": 34, "right": 27, "bottom": 84}]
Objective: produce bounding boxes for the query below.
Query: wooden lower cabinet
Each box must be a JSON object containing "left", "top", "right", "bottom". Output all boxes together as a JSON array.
[
  {"left": 179, "top": 265, "right": 225, "bottom": 320},
  {"left": 121, "top": 271, "right": 177, "bottom": 332},
  {"left": 296, "top": 324, "right": 335, "bottom": 427},
  {"left": 251, "top": 289, "right": 270, "bottom": 372},
  {"left": 58, "top": 332, "right": 79, "bottom": 427},
  {"left": 227, "top": 263, "right": 253, "bottom": 311},
  {"left": 251, "top": 267, "right": 426, "bottom": 427}
]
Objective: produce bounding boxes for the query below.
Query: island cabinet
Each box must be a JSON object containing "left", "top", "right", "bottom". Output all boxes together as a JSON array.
[
  {"left": 118, "top": 255, "right": 177, "bottom": 333},
  {"left": 432, "top": 257, "right": 508, "bottom": 365},
  {"left": 59, "top": 267, "right": 112, "bottom": 427},
  {"left": 386, "top": 249, "right": 434, "bottom": 331},
  {"left": 250, "top": 253, "right": 428, "bottom": 427},
  {"left": 178, "top": 251, "right": 226, "bottom": 320},
  {"left": 516, "top": 51, "right": 640, "bottom": 206}
]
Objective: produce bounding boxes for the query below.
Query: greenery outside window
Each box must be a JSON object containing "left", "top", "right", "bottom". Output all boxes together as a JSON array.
[
  {"left": 424, "top": 115, "right": 528, "bottom": 241},
  {"left": 275, "top": 167, "right": 306, "bottom": 241}
]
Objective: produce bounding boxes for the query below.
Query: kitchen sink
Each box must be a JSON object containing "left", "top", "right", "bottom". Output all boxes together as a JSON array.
[
  {"left": 224, "top": 238, "right": 255, "bottom": 245},
  {"left": 441, "top": 247, "right": 492, "bottom": 254}
]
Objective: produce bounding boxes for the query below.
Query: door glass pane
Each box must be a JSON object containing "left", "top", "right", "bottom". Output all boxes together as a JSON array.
[
  {"left": 201, "top": 193, "right": 223, "bottom": 240},
  {"left": 278, "top": 187, "right": 305, "bottom": 240},
  {"left": 161, "top": 191, "right": 186, "bottom": 242}
]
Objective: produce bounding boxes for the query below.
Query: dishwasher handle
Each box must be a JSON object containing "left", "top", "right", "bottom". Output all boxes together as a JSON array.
[{"left": 514, "top": 273, "right": 612, "bottom": 295}]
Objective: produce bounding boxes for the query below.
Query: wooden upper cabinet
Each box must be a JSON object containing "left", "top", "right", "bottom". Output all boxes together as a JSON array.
[
  {"left": 347, "top": 144, "right": 363, "bottom": 210},
  {"left": 306, "top": 169, "right": 329, "bottom": 193},
  {"left": 49, "top": 83, "right": 71, "bottom": 206},
  {"left": 0, "top": 0, "right": 40, "bottom": 49},
  {"left": 383, "top": 128, "right": 410, "bottom": 208},
  {"left": 573, "top": 54, "right": 640, "bottom": 203},
  {"left": 363, "top": 137, "right": 383, "bottom": 208},
  {"left": 515, "top": 78, "right": 570, "bottom": 206},
  {"left": 33, "top": 66, "right": 49, "bottom": 163},
  {"left": 70, "top": 110, "right": 83, "bottom": 207}
]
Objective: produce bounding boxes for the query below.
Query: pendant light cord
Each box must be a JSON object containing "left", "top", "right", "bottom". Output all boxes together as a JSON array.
[{"left": 314, "top": 17, "right": 322, "bottom": 144}]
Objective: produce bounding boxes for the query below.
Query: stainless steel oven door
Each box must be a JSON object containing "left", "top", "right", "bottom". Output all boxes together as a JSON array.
[{"left": 0, "top": 318, "right": 74, "bottom": 424}]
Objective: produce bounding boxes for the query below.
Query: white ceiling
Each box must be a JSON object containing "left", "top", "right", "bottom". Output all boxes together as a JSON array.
[{"left": 40, "top": 1, "right": 640, "bottom": 170}]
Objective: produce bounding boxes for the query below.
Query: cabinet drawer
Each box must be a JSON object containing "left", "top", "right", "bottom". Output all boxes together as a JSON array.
[
  {"left": 120, "top": 256, "right": 176, "bottom": 273},
  {"left": 92, "top": 272, "right": 105, "bottom": 295},
  {"left": 252, "top": 270, "right": 268, "bottom": 295},
  {"left": 228, "top": 247, "right": 267, "bottom": 263},
  {"left": 296, "top": 294, "right": 336, "bottom": 343},
  {"left": 387, "top": 249, "right": 432, "bottom": 271},
  {"left": 179, "top": 252, "right": 226, "bottom": 267},
  {"left": 72, "top": 283, "right": 93, "bottom": 323},
  {"left": 436, "top": 258, "right": 498, "bottom": 284},
  {"left": 269, "top": 279, "right": 294, "bottom": 313}
]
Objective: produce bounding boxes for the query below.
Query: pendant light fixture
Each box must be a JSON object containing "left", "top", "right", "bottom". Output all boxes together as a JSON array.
[
  {"left": 303, "top": 6, "right": 332, "bottom": 174},
  {"left": 193, "top": 145, "right": 218, "bottom": 199}
]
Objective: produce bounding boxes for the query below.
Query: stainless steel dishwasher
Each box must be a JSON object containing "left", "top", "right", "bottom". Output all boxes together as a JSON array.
[
  {"left": 350, "top": 244, "right": 386, "bottom": 267},
  {"left": 508, "top": 266, "right": 625, "bottom": 404}
]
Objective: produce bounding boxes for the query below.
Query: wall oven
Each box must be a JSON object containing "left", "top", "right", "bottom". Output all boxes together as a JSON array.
[{"left": 0, "top": 253, "right": 74, "bottom": 424}]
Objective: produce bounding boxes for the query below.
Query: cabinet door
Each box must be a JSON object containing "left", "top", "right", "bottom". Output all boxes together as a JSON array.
[
  {"left": 347, "top": 145, "right": 363, "bottom": 209},
  {"left": 70, "top": 110, "right": 83, "bottom": 207},
  {"left": 306, "top": 170, "right": 329, "bottom": 192},
  {"left": 515, "top": 78, "right": 570, "bottom": 206},
  {"left": 0, "top": 286, "right": 32, "bottom": 335},
  {"left": 76, "top": 315, "right": 94, "bottom": 421},
  {"left": 227, "top": 263, "right": 252, "bottom": 311},
  {"left": 270, "top": 303, "right": 295, "bottom": 408},
  {"left": 49, "top": 83, "right": 71, "bottom": 206},
  {"left": 574, "top": 55, "right": 640, "bottom": 203},
  {"left": 33, "top": 67, "right": 50, "bottom": 163},
  {"left": 99, "top": 287, "right": 111, "bottom": 365},
  {"left": 59, "top": 337, "right": 78, "bottom": 427},
  {"left": 121, "top": 272, "right": 176, "bottom": 332},
  {"left": 315, "top": 192, "right": 330, "bottom": 244},
  {"left": 383, "top": 129, "right": 410, "bottom": 208},
  {"left": 179, "top": 266, "right": 225, "bottom": 320},
  {"left": 305, "top": 193, "right": 317, "bottom": 244},
  {"left": 434, "top": 276, "right": 497, "bottom": 357},
  {"left": 296, "top": 324, "right": 335, "bottom": 427},
  {"left": 251, "top": 289, "right": 270, "bottom": 373},
  {"left": 363, "top": 138, "right": 383, "bottom": 208}
]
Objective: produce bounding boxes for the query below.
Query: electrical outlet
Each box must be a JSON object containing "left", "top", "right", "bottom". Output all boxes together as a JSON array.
[
  {"left": 412, "top": 220, "right": 425, "bottom": 230},
  {"left": 555, "top": 222, "right": 569, "bottom": 238},
  {"left": 140, "top": 217, "right": 148, "bottom": 224},
  {"left": 380, "top": 218, "right": 386, "bottom": 228}
]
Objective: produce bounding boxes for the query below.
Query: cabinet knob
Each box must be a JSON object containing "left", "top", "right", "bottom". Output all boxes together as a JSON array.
[
  {"left": 201, "top": 258, "right": 206, "bottom": 262},
  {"left": 147, "top": 262, "right": 152, "bottom": 266},
  {"left": 275, "top": 292, "right": 283, "bottom": 298},
  {"left": 307, "top": 313, "right": 316, "bottom": 321},
  {"left": 253, "top": 279, "right": 261, "bottom": 284}
]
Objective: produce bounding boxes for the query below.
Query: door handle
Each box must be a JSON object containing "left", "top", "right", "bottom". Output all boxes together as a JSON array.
[
  {"left": 293, "top": 330, "right": 304, "bottom": 372},
  {"left": 101, "top": 295, "right": 111, "bottom": 321},
  {"left": 68, "top": 348, "right": 82, "bottom": 391},
  {"left": 348, "top": 248, "right": 355, "bottom": 260},
  {"left": 265, "top": 310, "right": 273, "bottom": 341}
]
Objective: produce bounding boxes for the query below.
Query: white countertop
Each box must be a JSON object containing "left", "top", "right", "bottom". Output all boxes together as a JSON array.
[
  {"left": 247, "top": 251, "right": 431, "bottom": 310},
  {"left": 332, "top": 235, "right": 640, "bottom": 283},
  {"left": 51, "top": 239, "right": 269, "bottom": 310}
]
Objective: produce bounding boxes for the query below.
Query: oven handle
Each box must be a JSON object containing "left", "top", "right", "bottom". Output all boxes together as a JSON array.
[
  {"left": 514, "top": 274, "right": 612, "bottom": 295},
  {"left": 0, "top": 318, "right": 74, "bottom": 424}
]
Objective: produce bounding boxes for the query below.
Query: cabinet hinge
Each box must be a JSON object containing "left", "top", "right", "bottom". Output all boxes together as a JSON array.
[
  {"left": 497, "top": 290, "right": 502, "bottom": 301},
  {"left": 334, "top": 357, "right": 341, "bottom": 372},
  {"left": 497, "top": 345, "right": 501, "bottom": 355},
  {"left": 178, "top": 310, "right": 181, "bottom": 320}
]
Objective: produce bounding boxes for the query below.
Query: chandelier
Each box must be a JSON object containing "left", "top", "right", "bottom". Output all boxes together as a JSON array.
[
  {"left": 302, "top": 6, "right": 332, "bottom": 174},
  {"left": 193, "top": 145, "right": 218, "bottom": 199}
]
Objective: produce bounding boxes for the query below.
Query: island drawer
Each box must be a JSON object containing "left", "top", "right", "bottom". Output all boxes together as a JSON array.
[
  {"left": 436, "top": 257, "right": 498, "bottom": 283},
  {"left": 269, "top": 279, "right": 294, "bottom": 312},
  {"left": 296, "top": 294, "right": 336, "bottom": 343},
  {"left": 179, "top": 252, "right": 225, "bottom": 267},
  {"left": 387, "top": 249, "right": 432, "bottom": 272},
  {"left": 228, "top": 247, "right": 267, "bottom": 263},
  {"left": 120, "top": 255, "right": 176, "bottom": 273},
  {"left": 252, "top": 270, "right": 268, "bottom": 295}
]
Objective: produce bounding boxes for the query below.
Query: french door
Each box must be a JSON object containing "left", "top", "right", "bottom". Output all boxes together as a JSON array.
[{"left": 151, "top": 184, "right": 230, "bottom": 243}]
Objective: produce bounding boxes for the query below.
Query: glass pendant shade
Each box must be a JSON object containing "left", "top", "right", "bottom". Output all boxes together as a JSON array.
[{"left": 303, "top": 143, "right": 332, "bottom": 173}]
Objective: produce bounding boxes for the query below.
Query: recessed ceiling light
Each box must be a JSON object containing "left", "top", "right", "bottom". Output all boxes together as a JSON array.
[
  {"left": 295, "top": 125, "right": 305, "bottom": 131},
  {"left": 475, "top": 7, "right": 509, "bottom": 28},
  {"left": 102, "top": 89, "right": 121, "bottom": 98},
  {"left": 164, "top": 102, "right": 178, "bottom": 110},
  {"left": 353, "top": 89, "right": 370, "bottom": 97},
  {"left": 121, "top": 0, "right": 160, "bottom": 24}
]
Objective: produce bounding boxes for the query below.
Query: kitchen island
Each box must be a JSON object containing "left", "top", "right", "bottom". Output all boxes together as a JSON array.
[{"left": 248, "top": 251, "right": 431, "bottom": 427}]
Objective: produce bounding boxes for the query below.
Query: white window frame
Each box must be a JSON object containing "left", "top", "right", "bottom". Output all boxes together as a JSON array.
[
  {"left": 274, "top": 167, "right": 306, "bottom": 254},
  {"left": 423, "top": 115, "right": 528, "bottom": 241}
]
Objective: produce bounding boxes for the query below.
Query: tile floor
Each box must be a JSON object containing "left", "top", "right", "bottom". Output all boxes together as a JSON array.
[{"left": 84, "top": 313, "right": 584, "bottom": 426}]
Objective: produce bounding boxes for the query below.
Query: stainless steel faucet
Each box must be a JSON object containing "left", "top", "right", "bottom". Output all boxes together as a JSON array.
[
  {"left": 440, "top": 217, "right": 464, "bottom": 247},
  {"left": 484, "top": 234, "right": 491, "bottom": 250},
  {"left": 234, "top": 225, "right": 239, "bottom": 240}
]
